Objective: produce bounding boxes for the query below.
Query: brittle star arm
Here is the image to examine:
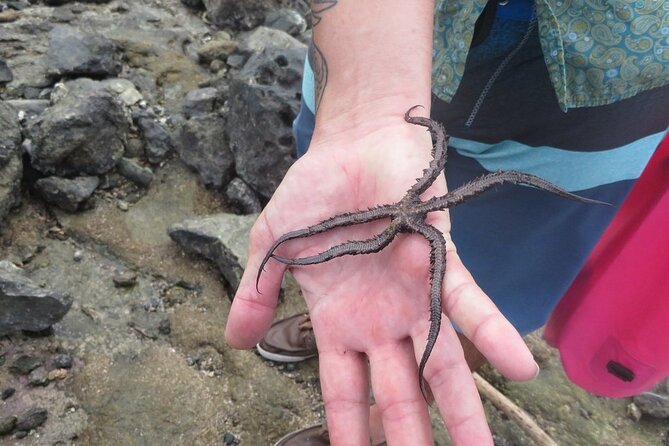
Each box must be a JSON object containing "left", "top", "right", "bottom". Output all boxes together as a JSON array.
[
  {"left": 271, "top": 223, "right": 399, "bottom": 266},
  {"left": 404, "top": 105, "right": 449, "bottom": 197},
  {"left": 256, "top": 204, "right": 396, "bottom": 291},
  {"left": 407, "top": 220, "right": 447, "bottom": 401},
  {"left": 416, "top": 170, "right": 610, "bottom": 214}
]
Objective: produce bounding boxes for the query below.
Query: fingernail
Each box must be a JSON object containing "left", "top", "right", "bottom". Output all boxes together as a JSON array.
[{"left": 532, "top": 361, "right": 541, "bottom": 379}]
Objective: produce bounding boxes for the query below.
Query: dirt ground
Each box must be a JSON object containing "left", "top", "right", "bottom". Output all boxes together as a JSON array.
[{"left": 1, "top": 159, "right": 666, "bottom": 445}]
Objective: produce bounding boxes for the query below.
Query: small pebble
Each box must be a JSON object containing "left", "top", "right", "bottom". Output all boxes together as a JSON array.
[
  {"left": 627, "top": 402, "right": 642, "bottom": 422},
  {"left": 28, "top": 367, "right": 49, "bottom": 386},
  {"left": 210, "top": 59, "right": 225, "bottom": 73},
  {"left": 53, "top": 353, "right": 73, "bottom": 369},
  {"left": 47, "top": 368, "right": 68, "bottom": 381},
  {"left": 14, "top": 430, "right": 28, "bottom": 439},
  {"left": 158, "top": 319, "right": 171, "bottom": 335},
  {"left": 223, "top": 432, "right": 237, "bottom": 445},
  {"left": 9, "top": 356, "right": 43, "bottom": 375},
  {"left": 152, "top": 105, "right": 166, "bottom": 116},
  {"left": 73, "top": 250, "right": 84, "bottom": 262},
  {"left": 0, "top": 10, "right": 20, "bottom": 22},
  {"left": 116, "top": 158, "right": 154, "bottom": 188},
  {"left": 1, "top": 388, "right": 15, "bottom": 400},
  {"left": 0, "top": 415, "right": 16, "bottom": 435},
  {"left": 163, "top": 286, "right": 189, "bottom": 306},
  {"left": 117, "top": 200, "right": 129, "bottom": 211},
  {"left": 113, "top": 271, "right": 138, "bottom": 287},
  {"left": 226, "top": 54, "right": 246, "bottom": 69},
  {"left": 111, "top": 3, "right": 129, "bottom": 13},
  {"left": 15, "top": 407, "right": 47, "bottom": 431}
]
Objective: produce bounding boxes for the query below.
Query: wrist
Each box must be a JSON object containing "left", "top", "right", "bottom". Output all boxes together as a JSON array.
[{"left": 312, "top": 96, "right": 432, "bottom": 148}]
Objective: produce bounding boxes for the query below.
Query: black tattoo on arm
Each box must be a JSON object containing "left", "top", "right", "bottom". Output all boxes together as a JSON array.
[
  {"left": 309, "top": 42, "right": 328, "bottom": 112},
  {"left": 310, "top": 0, "right": 337, "bottom": 112},
  {"left": 311, "top": 0, "right": 337, "bottom": 26}
]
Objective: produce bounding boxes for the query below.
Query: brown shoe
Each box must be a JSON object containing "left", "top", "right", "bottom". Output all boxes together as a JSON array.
[
  {"left": 273, "top": 424, "right": 329, "bottom": 446},
  {"left": 257, "top": 313, "right": 318, "bottom": 362}
]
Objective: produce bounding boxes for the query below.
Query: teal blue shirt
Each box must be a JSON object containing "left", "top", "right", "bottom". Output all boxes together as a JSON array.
[{"left": 433, "top": 0, "right": 669, "bottom": 110}]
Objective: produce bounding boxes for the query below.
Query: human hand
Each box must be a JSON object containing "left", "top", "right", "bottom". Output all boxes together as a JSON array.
[{"left": 225, "top": 115, "right": 539, "bottom": 445}]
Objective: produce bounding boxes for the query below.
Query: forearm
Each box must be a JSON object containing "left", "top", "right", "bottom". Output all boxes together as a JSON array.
[{"left": 310, "top": 0, "right": 435, "bottom": 141}]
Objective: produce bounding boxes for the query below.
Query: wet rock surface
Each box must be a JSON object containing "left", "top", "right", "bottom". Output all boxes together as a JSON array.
[{"left": 0, "top": 1, "right": 665, "bottom": 445}]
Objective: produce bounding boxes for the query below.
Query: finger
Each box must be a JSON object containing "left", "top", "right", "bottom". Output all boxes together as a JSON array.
[
  {"left": 225, "top": 213, "right": 287, "bottom": 349},
  {"left": 319, "top": 349, "right": 370, "bottom": 446},
  {"left": 368, "top": 342, "right": 433, "bottom": 445},
  {"left": 411, "top": 321, "right": 493, "bottom": 446},
  {"left": 442, "top": 251, "right": 538, "bottom": 381}
]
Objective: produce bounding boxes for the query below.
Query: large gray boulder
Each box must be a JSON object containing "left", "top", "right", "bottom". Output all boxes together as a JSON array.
[
  {"left": 168, "top": 213, "right": 257, "bottom": 292},
  {"left": 46, "top": 25, "right": 121, "bottom": 79},
  {"left": 226, "top": 29, "right": 305, "bottom": 200},
  {"left": 0, "top": 101, "right": 23, "bottom": 222},
  {"left": 177, "top": 114, "right": 235, "bottom": 189},
  {"left": 0, "top": 261, "right": 73, "bottom": 336},
  {"left": 34, "top": 176, "right": 100, "bottom": 212},
  {"left": 27, "top": 79, "right": 129, "bottom": 176}
]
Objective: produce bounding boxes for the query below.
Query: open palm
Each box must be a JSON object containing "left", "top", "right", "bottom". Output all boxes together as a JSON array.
[{"left": 226, "top": 121, "right": 538, "bottom": 445}]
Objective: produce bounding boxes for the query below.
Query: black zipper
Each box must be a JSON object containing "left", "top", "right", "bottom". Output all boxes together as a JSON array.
[{"left": 465, "top": 17, "right": 538, "bottom": 128}]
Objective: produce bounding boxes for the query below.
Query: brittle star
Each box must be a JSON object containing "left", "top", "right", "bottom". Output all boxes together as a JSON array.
[{"left": 257, "top": 105, "right": 606, "bottom": 399}]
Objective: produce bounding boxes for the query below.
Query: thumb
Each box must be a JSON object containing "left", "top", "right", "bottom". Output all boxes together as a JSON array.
[{"left": 225, "top": 213, "right": 287, "bottom": 349}]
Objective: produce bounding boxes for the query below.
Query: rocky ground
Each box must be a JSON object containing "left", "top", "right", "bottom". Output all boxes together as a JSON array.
[{"left": 0, "top": 1, "right": 667, "bottom": 445}]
